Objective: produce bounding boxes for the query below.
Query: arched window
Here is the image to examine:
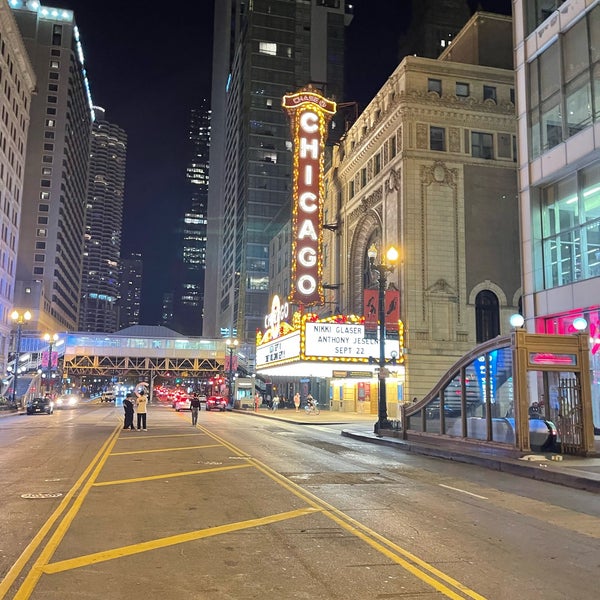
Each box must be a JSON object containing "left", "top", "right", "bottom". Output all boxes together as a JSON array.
[{"left": 475, "top": 290, "right": 500, "bottom": 343}]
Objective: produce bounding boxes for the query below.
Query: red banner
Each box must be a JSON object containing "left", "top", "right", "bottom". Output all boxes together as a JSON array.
[
  {"left": 364, "top": 289, "right": 379, "bottom": 339},
  {"left": 385, "top": 289, "right": 400, "bottom": 336}
]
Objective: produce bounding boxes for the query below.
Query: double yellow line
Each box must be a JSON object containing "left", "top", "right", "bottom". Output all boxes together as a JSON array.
[
  {"left": 1, "top": 422, "right": 487, "bottom": 600},
  {"left": 0, "top": 423, "right": 123, "bottom": 599},
  {"left": 200, "top": 425, "right": 487, "bottom": 600}
]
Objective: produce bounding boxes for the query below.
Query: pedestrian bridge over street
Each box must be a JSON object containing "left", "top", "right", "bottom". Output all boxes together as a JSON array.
[{"left": 62, "top": 325, "right": 227, "bottom": 379}]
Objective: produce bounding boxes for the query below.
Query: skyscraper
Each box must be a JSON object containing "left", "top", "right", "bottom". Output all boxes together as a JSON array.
[
  {"left": 0, "top": 1, "right": 36, "bottom": 373},
  {"left": 172, "top": 103, "right": 209, "bottom": 336},
  {"left": 11, "top": 1, "right": 94, "bottom": 333},
  {"left": 118, "top": 253, "right": 142, "bottom": 330},
  {"left": 79, "top": 106, "right": 127, "bottom": 333},
  {"left": 205, "top": 0, "right": 353, "bottom": 359},
  {"left": 398, "top": 0, "right": 472, "bottom": 59}
]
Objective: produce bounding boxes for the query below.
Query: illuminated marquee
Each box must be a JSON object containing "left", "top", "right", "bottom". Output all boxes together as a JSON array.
[{"left": 282, "top": 88, "right": 336, "bottom": 306}]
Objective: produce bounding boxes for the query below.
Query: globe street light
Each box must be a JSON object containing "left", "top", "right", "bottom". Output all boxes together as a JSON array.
[
  {"left": 367, "top": 244, "right": 399, "bottom": 435},
  {"left": 226, "top": 338, "right": 238, "bottom": 407},
  {"left": 43, "top": 333, "right": 59, "bottom": 394},
  {"left": 11, "top": 310, "right": 32, "bottom": 407}
]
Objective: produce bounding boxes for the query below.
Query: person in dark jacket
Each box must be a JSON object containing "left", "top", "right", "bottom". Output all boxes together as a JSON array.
[
  {"left": 190, "top": 394, "right": 201, "bottom": 426},
  {"left": 123, "top": 393, "right": 135, "bottom": 430}
]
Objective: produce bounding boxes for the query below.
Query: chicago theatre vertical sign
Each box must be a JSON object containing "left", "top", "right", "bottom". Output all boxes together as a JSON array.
[{"left": 283, "top": 88, "right": 336, "bottom": 306}]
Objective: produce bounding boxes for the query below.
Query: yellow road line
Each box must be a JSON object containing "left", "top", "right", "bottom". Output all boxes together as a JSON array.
[
  {"left": 111, "top": 443, "right": 221, "bottom": 456},
  {"left": 199, "top": 425, "right": 487, "bottom": 600},
  {"left": 12, "top": 425, "right": 123, "bottom": 600},
  {"left": 42, "top": 507, "right": 320, "bottom": 574},
  {"left": 93, "top": 463, "right": 252, "bottom": 486},
  {"left": 0, "top": 424, "right": 122, "bottom": 599}
]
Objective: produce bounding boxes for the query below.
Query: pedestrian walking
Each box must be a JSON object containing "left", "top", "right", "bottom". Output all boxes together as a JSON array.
[
  {"left": 123, "top": 393, "right": 135, "bottom": 430},
  {"left": 272, "top": 395, "right": 280, "bottom": 411},
  {"left": 190, "top": 394, "right": 201, "bottom": 426},
  {"left": 134, "top": 384, "right": 148, "bottom": 430},
  {"left": 254, "top": 392, "right": 261, "bottom": 412},
  {"left": 293, "top": 392, "right": 300, "bottom": 412}
]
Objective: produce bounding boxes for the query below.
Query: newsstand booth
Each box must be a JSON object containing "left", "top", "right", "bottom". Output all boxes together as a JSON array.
[{"left": 255, "top": 312, "right": 405, "bottom": 416}]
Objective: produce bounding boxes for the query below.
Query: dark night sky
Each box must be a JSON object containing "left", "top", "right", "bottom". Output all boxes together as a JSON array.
[{"left": 52, "top": 0, "right": 510, "bottom": 324}]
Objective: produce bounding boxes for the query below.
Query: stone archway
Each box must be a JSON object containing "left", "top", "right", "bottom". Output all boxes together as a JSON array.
[{"left": 348, "top": 209, "right": 382, "bottom": 314}]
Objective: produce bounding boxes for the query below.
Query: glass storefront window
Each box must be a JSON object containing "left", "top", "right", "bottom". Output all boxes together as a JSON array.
[
  {"left": 582, "top": 162, "right": 600, "bottom": 221},
  {"left": 540, "top": 165, "right": 600, "bottom": 287}
]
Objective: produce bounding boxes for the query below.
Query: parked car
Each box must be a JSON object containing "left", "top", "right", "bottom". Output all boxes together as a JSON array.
[
  {"left": 26, "top": 397, "right": 54, "bottom": 415},
  {"left": 55, "top": 393, "right": 80, "bottom": 409},
  {"left": 174, "top": 397, "right": 191, "bottom": 411},
  {"left": 206, "top": 396, "right": 227, "bottom": 411}
]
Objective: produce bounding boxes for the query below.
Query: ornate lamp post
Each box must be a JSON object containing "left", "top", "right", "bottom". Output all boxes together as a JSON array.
[
  {"left": 11, "top": 310, "right": 32, "bottom": 407},
  {"left": 43, "top": 333, "right": 59, "bottom": 394},
  {"left": 226, "top": 338, "right": 238, "bottom": 406},
  {"left": 367, "top": 244, "right": 399, "bottom": 435}
]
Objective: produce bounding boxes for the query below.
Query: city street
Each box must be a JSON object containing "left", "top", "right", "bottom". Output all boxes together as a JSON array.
[{"left": 0, "top": 402, "right": 599, "bottom": 599}]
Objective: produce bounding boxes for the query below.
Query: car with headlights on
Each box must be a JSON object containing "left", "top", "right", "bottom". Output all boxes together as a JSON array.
[
  {"left": 206, "top": 396, "right": 227, "bottom": 411},
  {"left": 55, "top": 393, "right": 80, "bottom": 409},
  {"left": 26, "top": 397, "right": 54, "bottom": 415}
]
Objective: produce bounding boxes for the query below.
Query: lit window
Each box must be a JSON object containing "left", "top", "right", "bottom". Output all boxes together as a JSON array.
[{"left": 259, "top": 42, "right": 277, "bottom": 56}]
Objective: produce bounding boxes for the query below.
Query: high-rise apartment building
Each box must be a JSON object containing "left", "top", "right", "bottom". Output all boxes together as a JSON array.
[
  {"left": 11, "top": 1, "right": 94, "bottom": 332},
  {"left": 173, "top": 103, "right": 209, "bottom": 336},
  {"left": 0, "top": 1, "right": 36, "bottom": 373},
  {"left": 513, "top": 0, "right": 600, "bottom": 431},
  {"left": 205, "top": 0, "right": 353, "bottom": 357},
  {"left": 79, "top": 106, "right": 127, "bottom": 333},
  {"left": 118, "top": 253, "right": 142, "bottom": 330}
]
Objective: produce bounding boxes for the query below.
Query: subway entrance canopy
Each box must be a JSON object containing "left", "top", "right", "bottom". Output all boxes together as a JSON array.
[{"left": 63, "top": 326, "right": 226, "bottom": 378}]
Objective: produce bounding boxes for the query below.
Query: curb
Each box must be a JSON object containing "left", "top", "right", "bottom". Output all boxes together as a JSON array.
[{"left": 341, "top": 429, "right": 600, "bottom": 494}]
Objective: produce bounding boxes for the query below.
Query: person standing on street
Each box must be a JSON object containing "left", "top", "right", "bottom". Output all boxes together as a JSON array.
[
  {"left": 293, "top": 392, "right": 300, "bottom": 412},
  {"left": 134, "top": 384, "right": 148, "bottom": 430},
  {"left": 123, "top": 393, "right": 135, "bottom": 430},
  {"left": 190, "top": 394, "right": 201, "bottom": 426}
]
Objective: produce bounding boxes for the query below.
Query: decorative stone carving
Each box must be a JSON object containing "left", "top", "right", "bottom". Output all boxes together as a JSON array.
[
  {"left": 416, "top": 123, "right": 427, "bottom": 149},
  {"left": 348, "top": 189, "right": 382, "bottom": 224},
  {"left": 448, "top": 127, "right": 460, "bottom": 153},
  {"left": 386, "top": 168, "right": 400, "bottom": 194}
]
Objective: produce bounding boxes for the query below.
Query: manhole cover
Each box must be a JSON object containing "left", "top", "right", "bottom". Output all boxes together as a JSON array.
[{"left": 21, "top": 492, "right": 63, "bottom": 499}]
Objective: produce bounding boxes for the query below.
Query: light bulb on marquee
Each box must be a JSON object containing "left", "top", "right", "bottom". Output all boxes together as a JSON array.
[{"left": 283, "top": 87, "right": 336, "bottom": 306}]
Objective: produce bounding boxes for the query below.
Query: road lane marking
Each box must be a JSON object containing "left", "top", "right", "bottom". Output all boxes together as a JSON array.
[
  {"left": 42, "top": 507, "right": 320, "bottom": 574},
  {"left": 110, "top": 443, "right": 221, "bottom": 456},
  {"left": 438, "top": 484, "right": 489, "bottom": 500},
  {"left": 9, "top": 425, "right": 123, "bottom": 600},
  {"left": 199, "top": 425, "right": 487, "bottom": 600},
  {"left": 0, "top": 423, "right": 121, "bottom": 599},
  {"left": 93, "top": 463, "right": 252, "bottom": 486}
]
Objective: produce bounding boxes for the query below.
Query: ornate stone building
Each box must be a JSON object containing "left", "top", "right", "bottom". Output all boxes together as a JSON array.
[{"left": 323, "top": 12, "right": 521, "bottom": 402}]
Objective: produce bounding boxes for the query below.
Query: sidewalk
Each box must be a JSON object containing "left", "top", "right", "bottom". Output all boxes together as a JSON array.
[{"left": 237, "top": 407, "right": 600, "bottom": 494}]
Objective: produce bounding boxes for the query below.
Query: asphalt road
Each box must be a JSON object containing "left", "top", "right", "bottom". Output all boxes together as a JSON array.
[{"left": 0, "top": 402, "right": 598, "bottom": 599}]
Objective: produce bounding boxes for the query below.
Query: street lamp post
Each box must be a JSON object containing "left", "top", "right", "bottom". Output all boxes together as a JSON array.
[
  {"left": 43, "top": 333, "right": 59, "bottom": 395},
  {"left": 226, "top": 338, "right": 238, "bottom": 407},
  {"left": 367, "top": 244, "right": 399, "bottom": 435},
  {"left": 11, "top": 310, "right": 32, "bottom": 407}
]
